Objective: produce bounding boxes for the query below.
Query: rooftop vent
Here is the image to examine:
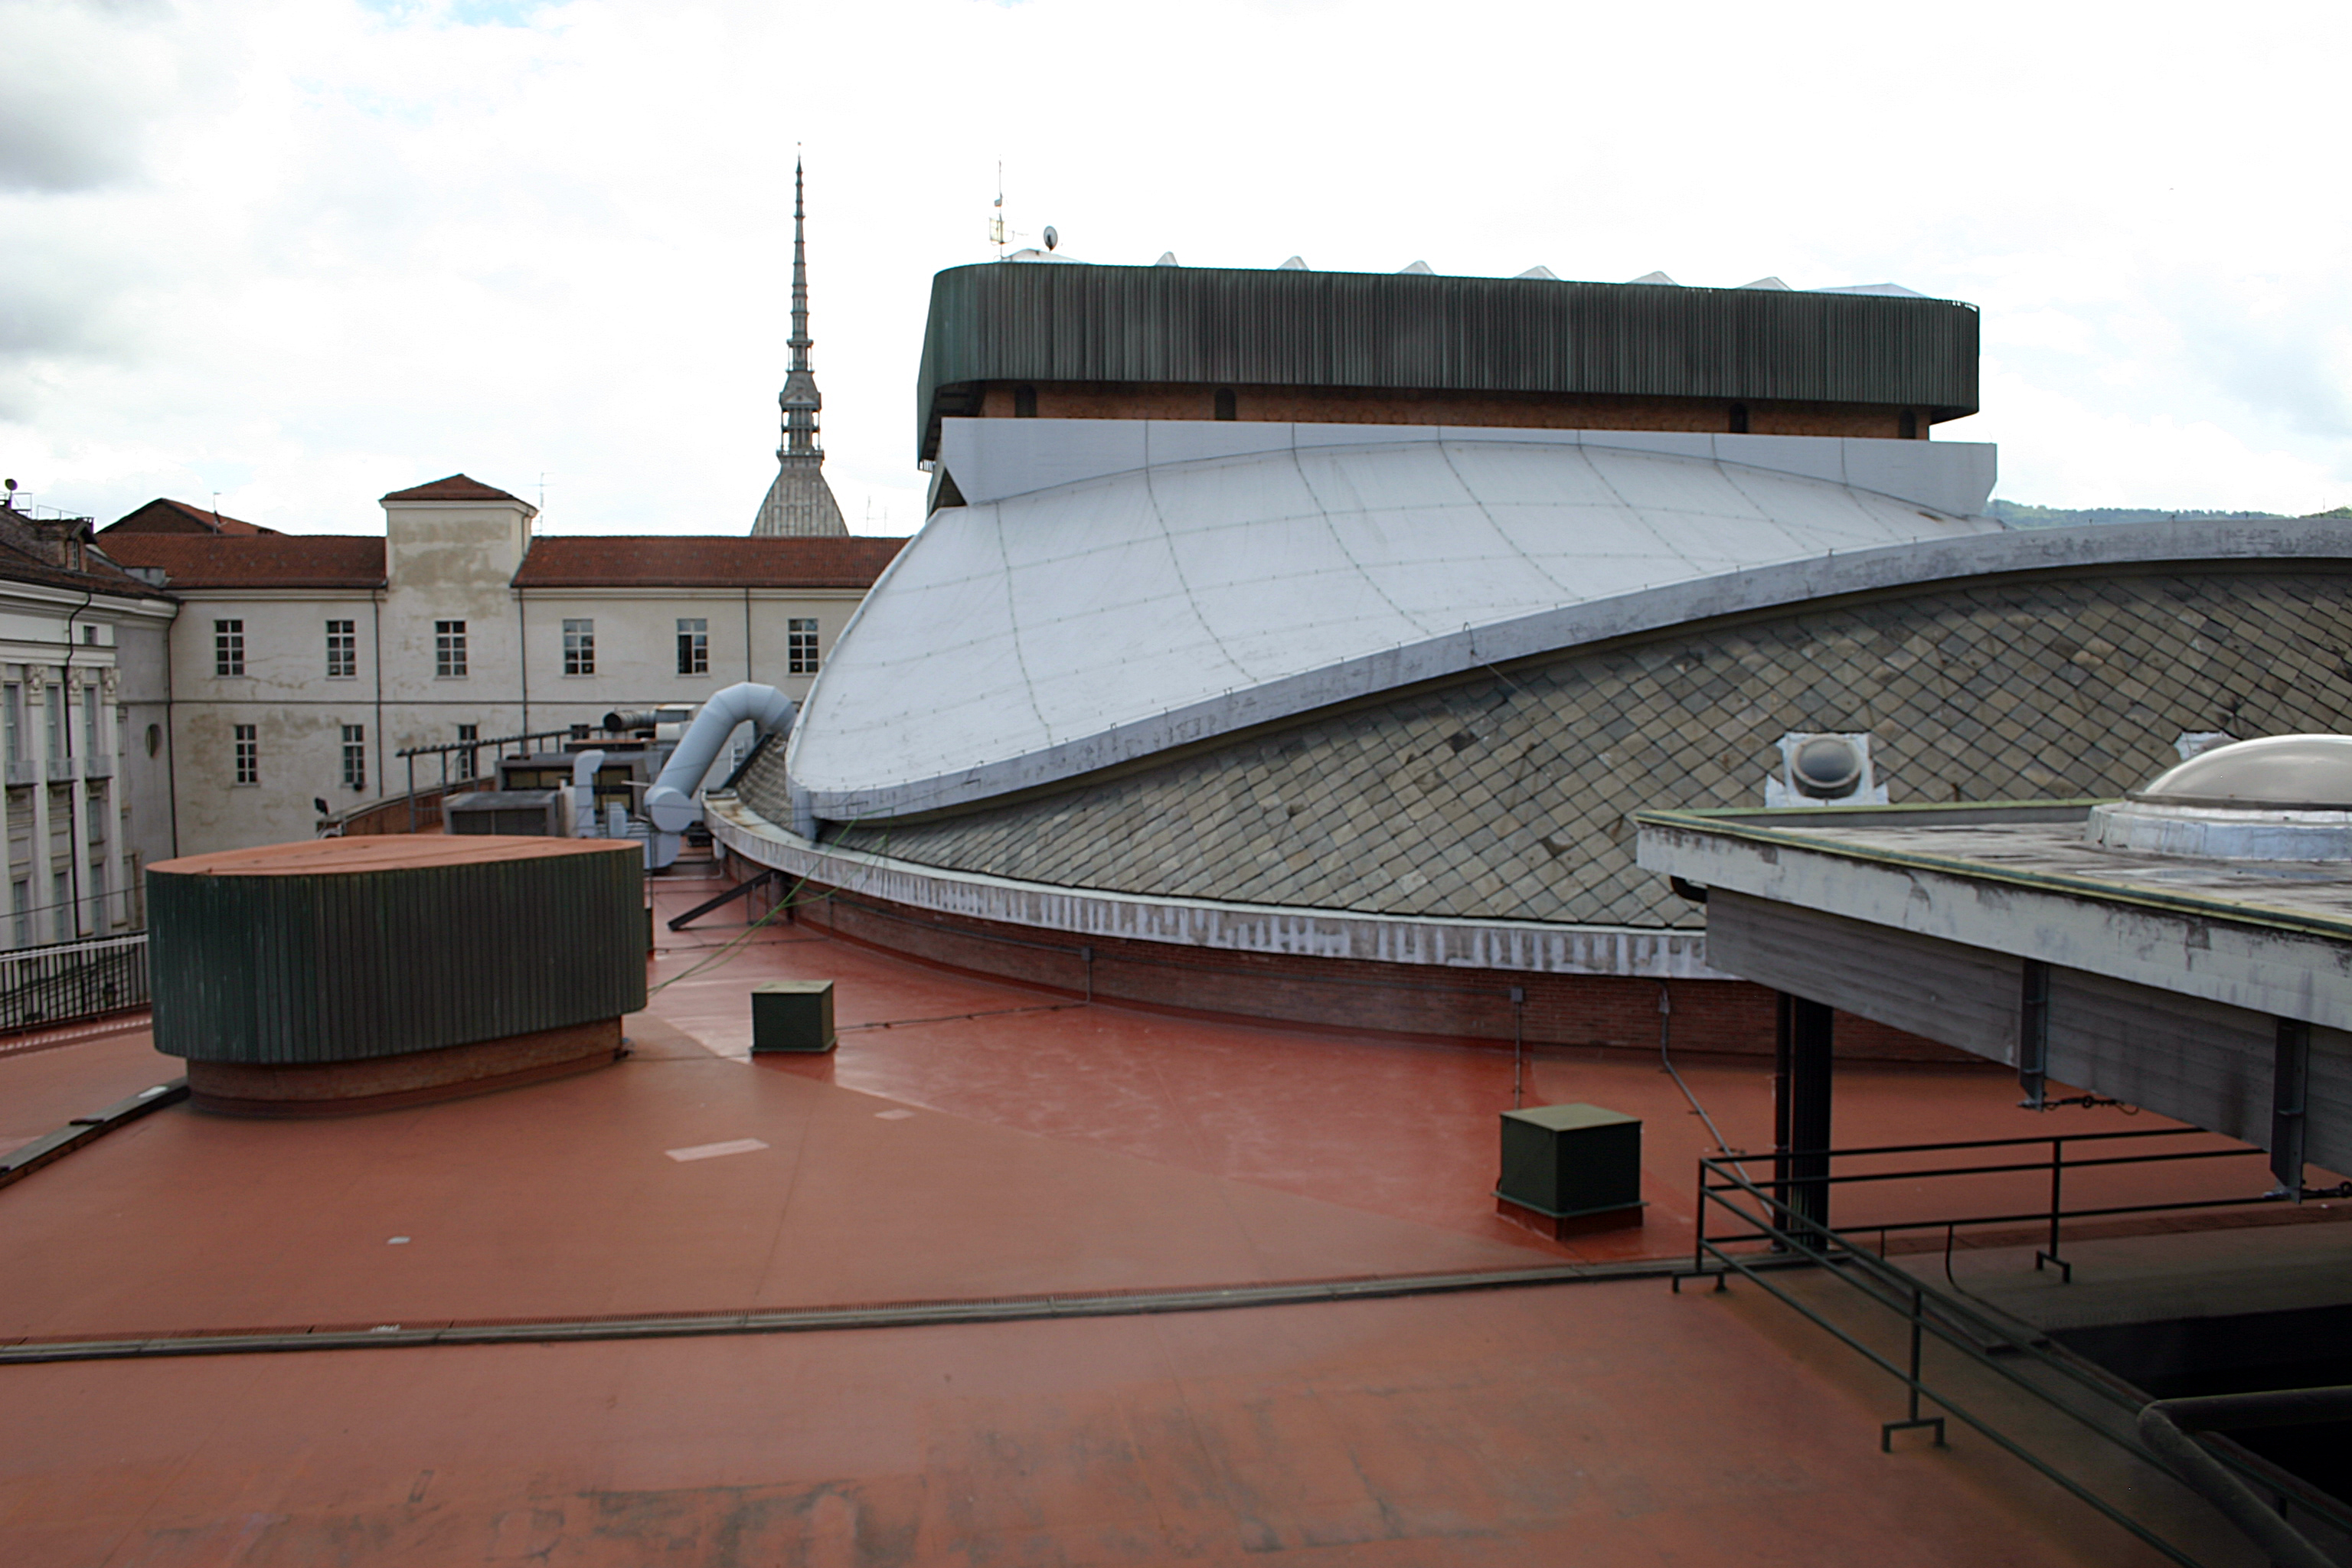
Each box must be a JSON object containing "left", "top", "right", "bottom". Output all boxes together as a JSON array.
[
  {"left": 2086, "top": 734, "right": 2352, "bottom": 861},
  {"left": 1766, "top": 732, "right": 1886, "bottom": 808}
]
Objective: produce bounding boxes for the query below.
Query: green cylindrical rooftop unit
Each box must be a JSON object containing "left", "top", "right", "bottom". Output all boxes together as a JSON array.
[{"left": 148, "top": 836, "right": 647, "bottom": 1115}]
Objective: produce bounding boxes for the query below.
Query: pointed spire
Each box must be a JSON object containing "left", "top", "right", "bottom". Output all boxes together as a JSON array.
[
  {"left": 778, "top": 155, "right": 822, "bottom": 463},
  {"left": 789, "top": 158, "right": 812, "bottom": 367},
  {"left": 753, "top": 155, "right": 847, "bottom": 537}
]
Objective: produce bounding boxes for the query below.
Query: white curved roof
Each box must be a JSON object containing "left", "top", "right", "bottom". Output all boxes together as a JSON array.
[{"left": 789, "top": 428, "right": 2004, "bottom": 815}]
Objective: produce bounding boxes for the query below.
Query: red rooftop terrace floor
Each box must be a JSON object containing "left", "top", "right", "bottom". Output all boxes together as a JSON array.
[{"left": 0, "top": 858, "right": 2333, "bottom": 1564}]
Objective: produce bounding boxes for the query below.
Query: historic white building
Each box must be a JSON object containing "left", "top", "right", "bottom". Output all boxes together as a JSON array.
[
  {"left": 0, "top": 501, "right": 178, "bottom": 946},
  {"left": 99, "top": 476, "right": 900, "bottom": 858}
]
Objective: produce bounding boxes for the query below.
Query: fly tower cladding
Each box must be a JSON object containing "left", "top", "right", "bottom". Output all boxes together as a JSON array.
[{"left": 146, "top": 836, "right": 647, "bottom": 1115}]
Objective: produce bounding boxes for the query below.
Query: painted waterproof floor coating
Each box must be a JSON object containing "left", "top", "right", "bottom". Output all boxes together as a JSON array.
[
  {"left": 1, "top": 1285, "right": 2172, "bottom": 1566},
  {"left": 0, "top": 864, "right": 2320, "bottom": 1563}
]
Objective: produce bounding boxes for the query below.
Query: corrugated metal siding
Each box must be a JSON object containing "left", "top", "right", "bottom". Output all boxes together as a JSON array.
[
  {"left": 916, "top": 265, "right": 1980, "bottom": 458},
  {"left": 149, "top": 845, "right": 646, "bottom": 1065},
  {"left": 1709, "top": 890, "right": 2288, "bottom": 1152},
  {"left": 2045, "top": 967, "right": 2272, "bottom": 1149},
  {"left": 2309, "top": 1025, "right": 2352, "bottom": 1175},
  {"left": 1704, "top": 891, "right": 2021, "bottom": 1061}
]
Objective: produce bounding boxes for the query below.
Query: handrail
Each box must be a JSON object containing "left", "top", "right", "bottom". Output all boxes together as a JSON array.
[
  {"left": 1680, "top": 1148, "right": 2352, "bottom": 1566},
  {"left": 1724, "top": 1124, "right": 2285, "bottom": 1284},
  {"left": 315, "top": 776, "right": 493, "bottom": 838},
  {"left": 0, "top": 932, "right": 149, "bottom": 1034}
]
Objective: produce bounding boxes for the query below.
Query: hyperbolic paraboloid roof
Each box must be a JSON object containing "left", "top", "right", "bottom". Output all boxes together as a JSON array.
[{"left": 786, "top": 423, "right": 2004, "bottom": 821}]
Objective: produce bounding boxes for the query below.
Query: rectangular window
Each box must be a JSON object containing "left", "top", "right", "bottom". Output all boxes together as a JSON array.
[
  {"left": 3, "top": 684, "right": 18, "bottom": 765},
  {"left": 44, "top": 681, "right": 61, "bottom": 761},
  {"left": 214, "top": 619, "right": 244, "bottom": 677},
  {"left": 233, "top": 723, "right": 257, "bottom": 786},
  {"left": 435, "top": 620, "right": 468, "bottom": 678},
  {"left": 456, "top": 723, "right": 479, "bottom": 781},
  {"left": 87, "top": 858, "right": 104, "bottom": 930},
  {"left": 563, "top": 618, "right": 595, "bottom": 676},
  {"left": 9, "top": 879, "right": 24, "bottom": 947},
  {"left": 53, "top": 870, "right": 70, "bottom": 942},
  {"left": 788, "top": 617, "right": 820, "bottom": 675},
  {"left": 677, "top": 618, "right": 708, "bottom": 676},
  {"left": 82, "top": 687, "right": 97, "bottom": 759},
  {"left": 341, "top": 724, "right": 365, "bottom": 792},
  {"left": 325, "top": 619, "right": 356, "bottom": 679}
]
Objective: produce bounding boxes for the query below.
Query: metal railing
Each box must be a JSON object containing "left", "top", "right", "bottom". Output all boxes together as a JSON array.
[
  {"left": 318, "top": 777, "right": 494, "bottom": 838},
  {"left": 1679, "top": 1135, "right": 2352, "bottom": 1566},
  {"left": 0, "top": 932, "right": 149, "bottom": 1033},
  {"left": 1722, "top": 1125, "right": 2284, "bottom": 1281}
]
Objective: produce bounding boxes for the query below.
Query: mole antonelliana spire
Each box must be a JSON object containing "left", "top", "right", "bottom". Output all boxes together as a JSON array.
[{"left": 751, "top": 157, "right": 848, "bottom": 537}]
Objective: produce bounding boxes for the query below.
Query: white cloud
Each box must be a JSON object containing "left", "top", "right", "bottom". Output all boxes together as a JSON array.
[{"left": 2, "top": 0, "right": 2350, "bottom": 533}]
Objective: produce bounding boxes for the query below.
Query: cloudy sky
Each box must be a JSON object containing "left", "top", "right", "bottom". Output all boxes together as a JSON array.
[{"left": 5, "top": 0, "right": 2348, "bottom": 537}]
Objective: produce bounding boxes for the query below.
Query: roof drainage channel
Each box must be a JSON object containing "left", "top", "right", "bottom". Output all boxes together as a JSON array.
[
  {"left": 0, "top": 1077, "right": 188, "bottom": 1193},
  {"left": 0, "top": 1256, "right": 1801, "bottom": 1366}
]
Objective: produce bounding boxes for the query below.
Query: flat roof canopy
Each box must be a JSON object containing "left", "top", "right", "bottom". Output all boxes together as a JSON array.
[{"left": 1635, "top": 802, "right": 2352, "bottom": 1180}]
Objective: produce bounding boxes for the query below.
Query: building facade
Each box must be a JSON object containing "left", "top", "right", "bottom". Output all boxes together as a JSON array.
[
  {"left": 99, "top": 476, "right": 901, "bottom": 858},
  {"left": 0, "top": 501, "right": 178, "bottom": 946}
]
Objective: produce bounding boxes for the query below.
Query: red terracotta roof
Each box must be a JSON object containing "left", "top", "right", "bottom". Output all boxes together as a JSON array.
[
  {"left": 100, "top": 498, "right": 279, "bottom": 537},
  {"left": 96, "top": 534, "right": 387, "bottom": 590},
  {"left": 383, "top": 474, "right": 529, "bottom": 505},
  {"left": 0, "top": 536, "right": 175, "bottom": 601},
  {"left": 512, "top": 535, "right": 906, "bottom": 590}
]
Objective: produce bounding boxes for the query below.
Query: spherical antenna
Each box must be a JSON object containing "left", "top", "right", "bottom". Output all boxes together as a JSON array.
[{"left": 1044, "top": 226, "right": 1058, "bottom": 251}]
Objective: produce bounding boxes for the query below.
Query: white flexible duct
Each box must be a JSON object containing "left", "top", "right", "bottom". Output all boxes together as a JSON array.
[
  {"left": 571, "top": 750, "right": 605, "bottom": 837},
  {"left": 645, "top": 683, "right": 795, "bottom": 832}
]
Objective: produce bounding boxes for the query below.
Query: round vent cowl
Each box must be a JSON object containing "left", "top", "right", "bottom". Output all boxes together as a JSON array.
[{"left": 1791, "top": 736, "right": 1865, "bottom": 799}]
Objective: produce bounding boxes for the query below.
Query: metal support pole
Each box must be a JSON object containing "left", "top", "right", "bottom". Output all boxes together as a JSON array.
[
  {"left": 1772, "top": 990, "right": 1793, "bottom": 1219},
  {"left": 1881, "top": 1283, "right": 1947, "bottom": 1450},
  {"left": 1785, "top": 994, "right": 1834, "bottom": 1236},
  {"left": 2036, "top": 1138, "right": 2072, "bottom": 1281},
  {"left": 1510, "top": 985, "right": 1526, "bottom": 1109},
  {"left": 2273, "top": 1017, "right": 2311, "bottom": 1198},
  {"left": 2018, "top": 959, "right": 2050, "bottom": 1109}
]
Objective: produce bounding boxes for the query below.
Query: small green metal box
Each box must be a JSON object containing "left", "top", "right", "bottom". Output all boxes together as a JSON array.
[
  {"left": 750, "top": 980, "right": 836, "bottom": 1054},
  {"left": 1496, "top": 1102, "right": 1642, "bottom": 1219}
]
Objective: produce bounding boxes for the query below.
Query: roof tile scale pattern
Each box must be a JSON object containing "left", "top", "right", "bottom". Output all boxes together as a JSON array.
[
  {"left": 100, "top": 498, "right": 280, "bottom": 536},
  {"left": 513, "top": 536, "right": 903, "bottom": 590},
  {"left": 752, "top": 160, "right": 848, "bottom": 538},
  {"left": 746, "top": 567, "right": 2352, "bottom": 929},
  {"left": 95, "top": 534, "right": 388, "bottom": 590},
  {"left": 381, "top": 473, "right": 531, "bottom": 506}
]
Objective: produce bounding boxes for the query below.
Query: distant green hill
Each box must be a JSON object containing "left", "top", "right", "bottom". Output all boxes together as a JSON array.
[{"left": 1988, "top": 501, "right": 2352, "bottom": 528}]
